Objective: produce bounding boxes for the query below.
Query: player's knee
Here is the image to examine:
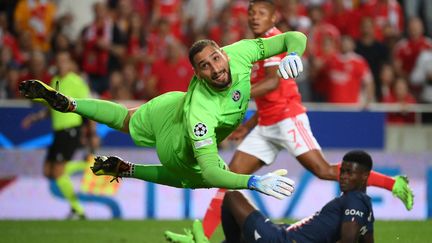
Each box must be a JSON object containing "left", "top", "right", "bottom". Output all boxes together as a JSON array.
[{"left": 223, "top": 191, "right": 243, "bottom": 206}]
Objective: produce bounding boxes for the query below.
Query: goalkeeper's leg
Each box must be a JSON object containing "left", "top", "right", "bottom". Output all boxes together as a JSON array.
[{"left": 19, "top": 79, "right": 132, "bottom": 132}]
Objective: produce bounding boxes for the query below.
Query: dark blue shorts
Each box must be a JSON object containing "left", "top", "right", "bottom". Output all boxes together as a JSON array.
[{"left": 243, "top": 210, "right": 295, "bottom": 243}]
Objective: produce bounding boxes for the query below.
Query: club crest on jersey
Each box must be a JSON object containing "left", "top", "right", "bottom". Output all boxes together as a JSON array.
[
  {"left": 232, "top": 90, "right": 241, "bottom": 102},
  {"left": 193, "top": 123, "right": 207, "bottom": 137}
]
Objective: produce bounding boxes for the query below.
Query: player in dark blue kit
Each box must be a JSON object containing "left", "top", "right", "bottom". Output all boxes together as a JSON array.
[{"left": 221, "top": 150, "right": 375, "bottom": 243}]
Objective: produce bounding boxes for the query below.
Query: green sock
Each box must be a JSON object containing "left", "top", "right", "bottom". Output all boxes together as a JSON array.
[
  {"left": 65, "top": 160, "right": 88, "bottom": 175},
  {"left": 56, "top": 173, "right": 84, "bottom": 215},
  {"left": 74, "top": 98, "right": 128, "bottom": 130}
]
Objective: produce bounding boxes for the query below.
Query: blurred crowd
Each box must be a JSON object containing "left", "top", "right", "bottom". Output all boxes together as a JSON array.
[{"left": 1, "top": 0, "right": 432, "bottom": 124}]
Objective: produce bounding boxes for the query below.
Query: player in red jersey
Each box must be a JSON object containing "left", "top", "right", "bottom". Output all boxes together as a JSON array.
[{"left": 165, "top": 1, "right": 413, "bottom": 242}]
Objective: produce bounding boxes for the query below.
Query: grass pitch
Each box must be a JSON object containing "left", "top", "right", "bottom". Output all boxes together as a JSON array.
[{"left": 1, "top": 220, "right": 431, "bottom": 243}]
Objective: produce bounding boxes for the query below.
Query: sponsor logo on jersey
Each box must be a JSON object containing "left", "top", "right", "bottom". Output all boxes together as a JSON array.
[
  {"left": 345, "top": 209, "right": 364, "bottom": 217},
  {"left": 193, "top": 123, "right": 208, "bottom": 137},
  {"left": 194, "top": 138, "right": 213, "bottom": 149},
  {"left": 232, "top": 90, "right": 241, "bottom": 102}
]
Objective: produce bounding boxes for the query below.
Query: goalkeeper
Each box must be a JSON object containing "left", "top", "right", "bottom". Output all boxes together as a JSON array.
[{"left": 18, "top": 31, "right": 307, "bottom": 199}]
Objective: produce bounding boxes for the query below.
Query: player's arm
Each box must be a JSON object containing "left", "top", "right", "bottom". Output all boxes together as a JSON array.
[
  {"left": 229, "top": 113, "right": 258, "bottom": 141},
  {"left": 251, "top": 65, "right": 280, "bottom": 98},
  {"left": 359, "top": 231, "right": 374, "bottom": 243},
  {"left": 340, "top": 192, "right": 373, "bottom": 243},
  {"left": 197, "top": 153, "right": 294, "bottom": 199},
  {"left": 260, "top": 31, "right": 307, "bottom": 59},
  {"left": 196, "top": 153, "right": 251, "bottom": 189},
  {"left": 339, "top": 221, "right": 362, "bottom": 243},
  {"left": 223, "top": 31, "right": 307, "bottom": 65},
  {"left": 188, "top": 108, "right": 251, "bottom": 189}
]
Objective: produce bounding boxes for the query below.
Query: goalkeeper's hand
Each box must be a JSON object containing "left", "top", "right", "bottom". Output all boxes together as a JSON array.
[
  {"left": 248, "top": 169, "right": 295, "bottom": 200},
  {"left": 278, "top": 52, "right": 303, "bottom": 79}
]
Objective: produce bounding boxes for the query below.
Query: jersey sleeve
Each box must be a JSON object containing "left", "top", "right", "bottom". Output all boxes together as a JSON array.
[
  {"left": 222, "top": 31, "right": 307, "bottom": 67},
  {"left": 342, "top": 192, "right": 373, "bottom": 230},
  {"left": 186, "top": 89, "right": 251, "bottom": 189},
  {"left": 187, "top": 92, "right": 219, "bottom": 158}
]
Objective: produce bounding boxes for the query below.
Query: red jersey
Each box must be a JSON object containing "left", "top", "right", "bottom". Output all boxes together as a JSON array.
[
  {"left": 393, "top": 37, "right": 432, "bottom": 75},
  {"left": 155, "top": 0, "right": 183, "bottom": 40},
  {"left": 361, "top": 0, "right": 404, "bottom": 41},
  {"left": 307, "top": 22, "right": 341, "bottom": 58},
  {"left": 251, "top": 27, "right": 306, "bottom": 126},
  {"left": 150, "top": 57, "right": 193, "bottom": 94},
  {"left": 324, "top": 6, "right": 362, "bottom": 40},
  {"left": 382, "top": 93, "right": 416, "bottom": 124},
  {"left": 81, "top": 20, "right": 112, "bottom": 76},
  {"left": 323, "top": 52, "right": 372, "bottom": 103}
]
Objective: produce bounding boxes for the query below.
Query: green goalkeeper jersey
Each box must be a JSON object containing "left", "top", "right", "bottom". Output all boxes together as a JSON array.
[{"left": 129, "top": 31, "right": 307, "bottom": 189}]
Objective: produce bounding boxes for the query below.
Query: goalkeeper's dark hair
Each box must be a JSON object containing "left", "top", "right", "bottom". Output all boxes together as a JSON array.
[
  {"left": 188, "top": 39, "right": 220, "bottom": 67},
  {"left": 342, "top": 150, "right": 373, "bottom": 172}
]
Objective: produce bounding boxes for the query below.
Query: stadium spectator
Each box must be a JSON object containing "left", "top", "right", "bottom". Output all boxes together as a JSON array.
[
  {"left": 403, "top": 0, "right": 432, "bottom": 37},
  {"left": 15, "top": 29, "right": 33, "bottom": 61},
  {"left": 126, "top": 12, "right": 151, "bottom": 77},
  {"left": 360, "top": 0, "right": 404, "bottom": 42},
  {"left": 410, "top": 49, "right": 432, "bottom": 104},
  {"left": 276, "top": 0, "right": 310, "bottom": 33},
  {"left": 54, "top": 0, "right": 100, "bottom": 42},
  {"left": 0, "top": 63, "right": 21, "bottom": 99},
  {"left": 121, "top": 61, "right": 145, "bottom": 99},
  {"left": 20, "top": 51, "right": 94, "bottom": 219},
  {"left": 306, "top": 4, "right": 340, "bottom": 59},
  {"left": 410, "top": 49, "right": 432, "bottom": 123},
  {"left": 145, "top": 39, "right": 193, "bottom": 99},
  {"left": 379, "top": 62, "right": 397, "bottom": 100},
  {"left": 393, "top": 17, "right": 432, "bottom": 79},
  {"left": 0, "top": 12, "right": 25, "bottom": 65},
  {"left": 80, "top": 1, "right": 112, "bottom": 95},
  {"left": 355, "top": 16, "right": 390, "bottom": 101},
  {"left": 50, "top": 31, "right": 74, "bottom": 59},
  {"left": 14, "top": 0, "right": 57, "bottom": 52},
  {"left": 320, "top": 35, "right": 374, "bottom": 105},
  {"left": 306, "top": 4, "right": 341, "bottom": 101},
  {"left": 150, "top": 0, "right": 185, "bottom": 42},
  {"left": 207, "top": 3, "right": 246, "bottom": 46},
  {"left": 145, "top": 18, "right": 177, "bottom": 65},
  {"left": 323, "top": 0, "right": 361, "bottom": 39},
  {"left": 108, "top": 0, "right": 132, "bottom": 73},
  {"left": 383, "top": 77, "right": 417, "bottom": 124},
  {"left": 101, "top": 71, "right": 134, "bottom": 100},
  {"left": 166, "top": 150, "right": 375, "bottom": 243},
  {"left": 19, "top": 50, "right": 52, "bottom": 86}
]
